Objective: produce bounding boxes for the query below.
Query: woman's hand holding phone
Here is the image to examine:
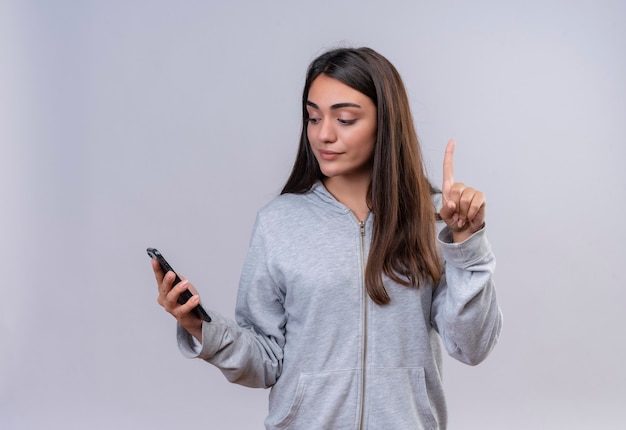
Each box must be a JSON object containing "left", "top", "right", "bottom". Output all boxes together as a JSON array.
[{"left": 151, "top": 257, "right": 204, "bottom": 342}]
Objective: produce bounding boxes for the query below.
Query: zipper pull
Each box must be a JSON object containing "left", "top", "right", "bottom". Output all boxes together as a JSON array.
[{"left": 360, "top": 221, "right": 365, "bottom": 237}]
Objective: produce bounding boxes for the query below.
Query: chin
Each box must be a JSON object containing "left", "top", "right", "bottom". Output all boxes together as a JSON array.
[{"left": 318, "top": 167, "right": 344, "bottom": 178}]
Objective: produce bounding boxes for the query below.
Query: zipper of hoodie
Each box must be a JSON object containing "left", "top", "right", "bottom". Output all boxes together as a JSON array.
[{"left": 357, "top": 219, "right": 367, "bottom": 430}]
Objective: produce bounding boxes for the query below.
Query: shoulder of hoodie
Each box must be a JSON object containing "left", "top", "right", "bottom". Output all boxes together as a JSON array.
[
  {"left": 256, "top": 183, "right": 347, "bottom": 225},
  {"left": 258, "top": 192, "right": 310, "bottom": 217}
]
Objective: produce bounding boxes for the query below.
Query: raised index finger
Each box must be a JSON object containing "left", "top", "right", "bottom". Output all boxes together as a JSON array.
[{"left": 442, "top": 139, "right": 456, "bottom": 196}]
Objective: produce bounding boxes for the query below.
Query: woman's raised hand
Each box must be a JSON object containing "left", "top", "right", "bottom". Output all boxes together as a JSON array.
[{"left": 438, "top": 139, "right": 486, "bottom": 242}]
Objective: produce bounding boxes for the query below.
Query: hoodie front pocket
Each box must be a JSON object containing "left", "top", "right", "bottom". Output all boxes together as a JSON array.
[
  {"left": 274, "top": 369, "right": 360, "bottom": 429},
  {"left": 366, "top": 367, "right": 439, "bottom": 430}
]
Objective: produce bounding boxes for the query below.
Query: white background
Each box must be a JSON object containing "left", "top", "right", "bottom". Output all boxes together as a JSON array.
[{"left": 2, "top": 0, "right": 625, "bottom": 428}]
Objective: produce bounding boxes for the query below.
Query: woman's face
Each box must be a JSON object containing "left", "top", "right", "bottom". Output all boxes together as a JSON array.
[{"left": 306, "top": 74, "right": 377, "bottom": 182}]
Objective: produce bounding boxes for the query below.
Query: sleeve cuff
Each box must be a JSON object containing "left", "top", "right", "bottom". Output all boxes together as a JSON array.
[
  {"left": 437, "top": 224, "right": 492, "bottom": 268},
  {"left": 177, "top": 310, "right": 240, "bottom": 360}
]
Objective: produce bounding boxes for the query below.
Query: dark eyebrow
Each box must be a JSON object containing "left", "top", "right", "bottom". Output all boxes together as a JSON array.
[{"left": 306, "top": 101, "right": 362, "bottom": 110}]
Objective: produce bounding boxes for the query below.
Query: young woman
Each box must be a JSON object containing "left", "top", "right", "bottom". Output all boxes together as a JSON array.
[{"left": 152, "top": 47, "right": 502, "bottom": 429}]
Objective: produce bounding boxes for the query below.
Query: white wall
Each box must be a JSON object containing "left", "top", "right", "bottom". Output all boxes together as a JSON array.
[{"left": 2, "top": 0, "right": 625, "bottom": 428}]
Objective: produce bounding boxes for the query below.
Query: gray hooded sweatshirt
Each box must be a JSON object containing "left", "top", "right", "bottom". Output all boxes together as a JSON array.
[{"left": 177, "top": 181, "right": 502, "bottom": 429}]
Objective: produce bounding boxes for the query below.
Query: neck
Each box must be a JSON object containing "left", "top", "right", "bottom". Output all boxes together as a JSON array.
[{"left": 323, "top": 173, "right": 371, "bottom": 222}]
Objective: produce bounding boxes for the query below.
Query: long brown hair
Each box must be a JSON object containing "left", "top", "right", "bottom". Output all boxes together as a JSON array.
[{"left": 281, "top": 47, "right": 443, "bottom": 305}]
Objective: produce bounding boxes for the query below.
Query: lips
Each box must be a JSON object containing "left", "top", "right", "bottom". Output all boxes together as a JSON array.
[{"left": 319, "top": 150, "right": 342, "bottom": 161}]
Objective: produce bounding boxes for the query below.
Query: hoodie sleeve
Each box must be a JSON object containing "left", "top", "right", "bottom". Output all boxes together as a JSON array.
[
  {"left": 431, "top": 224, "right": 502, "bottom": 365},
  {"left": 176, "top": 215, "right": 286, "bottom": 388}
]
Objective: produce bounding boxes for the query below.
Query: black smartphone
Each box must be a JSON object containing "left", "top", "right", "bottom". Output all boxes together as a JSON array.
[{"left": 147, "top": 247, "right": 211, "bottom": 322}]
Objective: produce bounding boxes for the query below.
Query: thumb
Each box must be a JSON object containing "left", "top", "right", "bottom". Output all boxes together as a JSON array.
[{"left": 439, "top": 196, "right": 456, "bottom": 221}]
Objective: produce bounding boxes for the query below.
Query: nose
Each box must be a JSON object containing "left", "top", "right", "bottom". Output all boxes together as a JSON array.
[{"left": 317, "top": 119, "right": 337, "bottom": 143}]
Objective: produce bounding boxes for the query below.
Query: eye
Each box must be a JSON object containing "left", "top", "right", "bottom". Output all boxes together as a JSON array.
[
  {"left": 338, "top": 119, "right": 357, "bottom": 125},
  {"left": 307, "top": 117, "right": 320, "bottom": 125}
]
